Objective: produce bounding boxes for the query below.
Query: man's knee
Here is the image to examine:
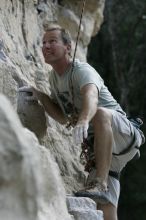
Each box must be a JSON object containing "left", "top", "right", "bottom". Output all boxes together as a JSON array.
[{"left": 92, "top": 107, "right": 112, "bottom": 127}]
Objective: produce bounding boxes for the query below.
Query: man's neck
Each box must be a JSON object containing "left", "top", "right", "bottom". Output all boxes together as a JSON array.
[{"left": 51, "top": 59, "right": 72, "bottom": 76}]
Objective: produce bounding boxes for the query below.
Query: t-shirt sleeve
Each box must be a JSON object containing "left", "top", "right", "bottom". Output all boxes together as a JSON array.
[{"left": 73, "top": 63, "right": 104, "bottom": 92}]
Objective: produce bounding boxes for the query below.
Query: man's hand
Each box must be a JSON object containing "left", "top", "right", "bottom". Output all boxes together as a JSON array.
[
  {"left": 72, "top": 121, "right": 89, "bottom": 145},
  {"left": 18, "top": 86, "right": 38, "bottom": 101}
]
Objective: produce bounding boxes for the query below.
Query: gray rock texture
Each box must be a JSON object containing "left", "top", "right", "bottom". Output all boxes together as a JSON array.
[
  {"left": 0, "top": 0, "right": 105, "bottom": 219},
  {"left": 0, "top": 94, "right": 71, "bottom": 220},
  {"left": 66, "top": 196, "right": 104, "bottom": 220},
  {"left": 17, "top": 90, "right": 47, "bottom": 139}
]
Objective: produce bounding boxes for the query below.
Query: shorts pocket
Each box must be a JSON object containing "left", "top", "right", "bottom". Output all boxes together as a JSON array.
[{"left": 111, "top": 112, "right": 132, "bottom": 136}]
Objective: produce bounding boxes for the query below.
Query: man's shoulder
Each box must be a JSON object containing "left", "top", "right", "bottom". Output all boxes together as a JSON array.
[
  {"left": 74, "top": 59, "right": 98, "bottom": 75},
  {"left": 74, "top": 59, "right": 92, "bottom": 68},
  {"left": 73, "top": 59, "right": 102, "bottom": 82}
]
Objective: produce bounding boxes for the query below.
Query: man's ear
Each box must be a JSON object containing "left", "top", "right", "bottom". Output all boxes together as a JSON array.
[{"left": 66, "top": 43, "right": 71, "bottom": 54}]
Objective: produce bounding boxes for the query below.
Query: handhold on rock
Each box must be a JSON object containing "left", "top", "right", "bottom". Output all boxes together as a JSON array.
[{"left": 17, "top": 90, "right": 47, "bottom": 139}]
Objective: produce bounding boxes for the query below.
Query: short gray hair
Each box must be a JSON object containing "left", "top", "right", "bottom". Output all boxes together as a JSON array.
[{"left": 43, "top": 23, "right": 72, "bottom": 45}]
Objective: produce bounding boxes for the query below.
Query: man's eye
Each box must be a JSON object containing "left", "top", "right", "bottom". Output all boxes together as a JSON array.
[{"left": 50, "top": 39, "right": 57, "bottom": 43}]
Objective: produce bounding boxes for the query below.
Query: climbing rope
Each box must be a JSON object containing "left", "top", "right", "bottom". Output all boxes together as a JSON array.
[
  {"left": 66, "top": 0, "right": 96, "bottom": 172},
  {"left": 72, "top": 0, "right": 86, "bottom": 65},
  {"left": 67, "top": 0, "right": 86, "bottom": 128}
]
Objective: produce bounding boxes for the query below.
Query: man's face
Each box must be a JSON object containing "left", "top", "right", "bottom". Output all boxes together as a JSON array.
[{"left": 42, "top": 30, "right": 70, "bottom": 64}]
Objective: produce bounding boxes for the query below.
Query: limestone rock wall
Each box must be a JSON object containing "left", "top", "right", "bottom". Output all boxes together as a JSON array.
[
  {"left": 0, "top": 94, "right": 71, "bottom": 220},
  {"left": 0, "top": 0, "right": 105, "bottom": 219}
]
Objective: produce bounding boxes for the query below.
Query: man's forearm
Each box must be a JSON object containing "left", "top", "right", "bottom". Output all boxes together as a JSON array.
[
  {"left": 37, "top": 91, "right": 67, "bottom": 124},
  {"left": 78, "top": 92, "right": 97, "bottom": 123},
  {"left": 77, "top": 84, "right": 98, "bottom": 124},
  {"left": 72, "top": 85, "right": 98, "bottom": 144}
]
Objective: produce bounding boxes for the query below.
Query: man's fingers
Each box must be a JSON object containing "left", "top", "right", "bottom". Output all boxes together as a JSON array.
[
  {"left": 18, "top": 86, "right": 38, "bottom": 101},
  {"left": 78, "top": 127, "right": 84, "bottom": 144},
  {"left": 83, "top": 124, "right": 89, "bottom": 139},
  {"left": 72, "top": 124, "right": 88, "bottom": 145},
  {"left": 18, "top": 86, "right": 32, "bottom": 93}
]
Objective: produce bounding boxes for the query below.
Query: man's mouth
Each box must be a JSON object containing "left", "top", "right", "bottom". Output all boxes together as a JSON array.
[{"left": 45, "top": 51, "right": 53, "bottom": 56}]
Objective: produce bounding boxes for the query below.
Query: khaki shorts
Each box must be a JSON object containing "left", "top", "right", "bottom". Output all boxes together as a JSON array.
[{"left": 86, "top": 110, "right": 144, "bottom": 207}]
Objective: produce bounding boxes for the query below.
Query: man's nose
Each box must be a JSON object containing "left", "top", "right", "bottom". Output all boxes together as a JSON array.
[{"left": 43, "top": 42, "right": 50, "bottom": 48}]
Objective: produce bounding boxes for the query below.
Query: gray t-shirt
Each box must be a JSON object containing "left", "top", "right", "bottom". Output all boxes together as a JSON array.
[{"left": 49, "top": 59, "right": 125, "bottom": 116}]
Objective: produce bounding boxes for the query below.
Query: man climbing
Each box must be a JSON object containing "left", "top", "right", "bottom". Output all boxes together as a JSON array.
[{"left": 19, "top": 24, "right": 145, "bottom": 220}]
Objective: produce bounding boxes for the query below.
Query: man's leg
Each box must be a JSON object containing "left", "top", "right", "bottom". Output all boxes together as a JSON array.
[
  {"left": 91, "top": 107, "right": 113, "bottom": 189},
  {"left": 75, "top": 109, "right": 139, "bottom": 213},
  {"left": 75, "top": 107, "right": 115, "bottom": 202},
  {"left": 97, "top": 203, "right": 118, "bottom": 220}
]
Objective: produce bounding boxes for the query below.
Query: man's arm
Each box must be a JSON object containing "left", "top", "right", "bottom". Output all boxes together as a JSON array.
[
  {"left": 78, "top": 83, "right": 98, "bottom": 124},
  {"left": 36, "top": 90, "right": 68, "bottom": 124},
  {"left": 72, "top": 83, "right": 98, "bottom": 144},
  {"left": 18, "top": 86, "right": 67, "bottom": 125}
]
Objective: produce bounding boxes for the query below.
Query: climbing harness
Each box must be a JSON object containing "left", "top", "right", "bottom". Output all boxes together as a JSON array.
[{"left": 79, "top": 116, "right": 145, "bottom": 180}]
